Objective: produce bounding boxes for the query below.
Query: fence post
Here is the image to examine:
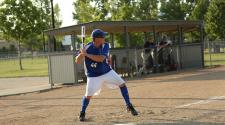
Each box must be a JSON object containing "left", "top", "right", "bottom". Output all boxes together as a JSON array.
[
  {"left": 200, "top": 22, "right": 204, "bottom": 68},
  {"left": 134, "top": 48, "right": 139, "bottom": 77},
  {"left": 71, "top": 33, "right": 78, "bottom": 84},
  {"left": 48, "top": 55, "right": 53, "bottom": 89},
  {"left": 208, "top": 41, "right": 212, "bottom": 67}
]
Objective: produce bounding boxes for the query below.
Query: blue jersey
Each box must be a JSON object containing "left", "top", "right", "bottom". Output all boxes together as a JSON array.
[{"left": 84, "top": 42, "right": 111, "bottom": 77}]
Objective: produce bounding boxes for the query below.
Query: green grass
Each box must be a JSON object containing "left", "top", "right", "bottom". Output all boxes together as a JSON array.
[
  {"left": 204, "top": 52, "right": 225, "bottom": 66},
  {"left": 0, "top": 57, "right": 48, "bottom": 78}
]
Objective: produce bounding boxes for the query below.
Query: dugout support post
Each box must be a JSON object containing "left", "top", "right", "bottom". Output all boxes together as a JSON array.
[
  {"left": 176, "top": 25, "right": 183, "bottom": 70},
  {"left": 47, "top": 34, "right": 54, "bottom": 88},
  {"left": 124, "top": 26, "right": 131, "bottom": 77},
  {"left": 71, "top": 32, "right": 78, "bottom": 84},
  {"left": 200, "top": 22, "right": 205, "bottom": 68}
]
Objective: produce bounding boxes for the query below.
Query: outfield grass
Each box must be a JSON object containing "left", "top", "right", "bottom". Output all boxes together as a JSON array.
[
  {"left": 0, "top": 57, "right": 48, "bottom": 78},
  {"left": 204, "top": 52, "right": 225, "bottom": 66}
]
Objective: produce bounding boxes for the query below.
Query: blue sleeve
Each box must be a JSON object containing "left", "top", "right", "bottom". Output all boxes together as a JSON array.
[{"left": 102, "top": 43, "right": 109, "bottom": 57}]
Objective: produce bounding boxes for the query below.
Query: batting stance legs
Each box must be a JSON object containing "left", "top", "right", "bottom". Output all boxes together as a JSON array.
[
  {"left": 79, "top": 70, "right": 138, "bottom": 121},
  {"left": 76, "top": 29, "right": 138, "bottom": 122}
]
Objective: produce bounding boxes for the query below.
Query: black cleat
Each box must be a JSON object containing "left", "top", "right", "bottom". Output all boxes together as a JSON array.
[
  {"left": 79, "top": 111, "right": 85, "bottom": 121},
  {"left": 127, "top": 104, "right": 138, "bottom": 116}
]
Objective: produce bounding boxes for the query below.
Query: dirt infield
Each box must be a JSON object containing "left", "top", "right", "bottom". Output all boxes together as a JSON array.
[{"left": 0, "top": 66, "right": 225, "bottom": 125}]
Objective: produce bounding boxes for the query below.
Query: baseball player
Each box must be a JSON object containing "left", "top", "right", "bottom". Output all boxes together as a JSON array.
[{"left": 76, "top": 29, "right": 138, "bottom": 121}]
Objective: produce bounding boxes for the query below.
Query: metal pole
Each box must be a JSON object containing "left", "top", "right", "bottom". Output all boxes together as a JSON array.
[
  {"left": 124, "top": 26, "right": 130, "bottom": 77},
  {"left": 176, "top": 25, "right": 182, "bottom": 70},
  {"left": 200, "top": 23, "right": 205, "bottom": 68},
  {"left": 71, "top": 33, "right": 76, "bottom": 51},
  {"left": 134, "top": 48, "right": 139, "bottom": 77},
  {"left": 48, "top": 35, "right": 51, "bottom": 52},
  {"left": 41, "top": 2, "right": 46, "bottom": 52},
  {"left": 153, "top": 26, "right": 156, "bottom": 43},
  {"left": 48, "top": 55, "right": 53, "bottom": 89},
  {"left": 42, "top": 31, "right": 46, "bottom": 52},
  {"left": 179, "top": 26, "right": 183, "bottom": 69},
  {"left": 110, "top": 33, "right": 115, "bottom": 48},
  {"left": 50, "top": 0, "right": 56, "bottom": 51},
  {"left": 209, "top": 40, "right": 212, "bottom": 67},
  {"left": 71, "top": 32, "right": 78, "bottom": 84},
  {"left": 152, "top": 25, "right": 158, "bottom": 73},
  {"left": 50, "top": 0, "right": 55, "bottom": 29},
  {"left": 47, "top": 35, "right": 53, "bottom": 88}
]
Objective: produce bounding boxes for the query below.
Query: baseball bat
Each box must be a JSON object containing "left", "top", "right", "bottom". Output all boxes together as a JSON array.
[{"left": 81, "top": 26, "right": 85, "bottom": 49}]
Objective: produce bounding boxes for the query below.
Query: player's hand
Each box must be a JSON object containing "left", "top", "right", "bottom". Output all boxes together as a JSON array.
[{"left": 79, "top": 48, "right": 87, "bottom": 57}]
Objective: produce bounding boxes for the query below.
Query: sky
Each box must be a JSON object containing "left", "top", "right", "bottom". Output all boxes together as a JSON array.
[{"left": 54, "top": 0, "right": 75, "bottom": 27}]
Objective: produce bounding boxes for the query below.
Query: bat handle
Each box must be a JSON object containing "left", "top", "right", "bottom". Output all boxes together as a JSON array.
[{"left": 81, "top": 37, "right": 85, "bottom": 49}]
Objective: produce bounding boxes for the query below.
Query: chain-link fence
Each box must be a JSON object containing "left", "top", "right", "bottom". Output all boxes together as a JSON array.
[
  {"left": 0, "top": 52, "right": 49, "bottom": 78},
  {"left": 204, "top": 41, "right": 225, "bottom": 67}
]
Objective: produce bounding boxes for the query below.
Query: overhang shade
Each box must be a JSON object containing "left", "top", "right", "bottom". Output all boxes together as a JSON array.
[{"left": 44, "top": 20, "right": 202, "bottom": 36}]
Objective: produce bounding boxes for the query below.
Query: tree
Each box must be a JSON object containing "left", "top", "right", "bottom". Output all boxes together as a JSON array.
[
  {"left": 73, "top": 0, "right": 96, "bottom": 23},
  {"left": 73, "top": 0, "right": 142, "bottom": 22},
  {"left": 110, "top": 0, "right": 160, "bottom": 47},
  {"left": 72, "top": 0, "right": 160, "bottom": 47},
  {"left": 108, "top": 0, "right": 137, "bottom": 20},
  {"left": 159, "top": 0, "right": 195, "bottom": 20},
  {"left": 33, "top": 0, "right": 62, "bottom": 51},
  {"left": 53, "top": 3, "right": 62, "bottom": 28},
  {"left": 189, "top": 0, "right": 209, "bottom": 20},
  {"left": 134, "top": 0, "right": 159, "bottom": 20},
  {"left": 0, "top": 0, "right": 45, "bottom": 70},
  {"left": 205, "top": 0, "right": 225, "bottom": 40},
  {"left": 33, "top": 0, "right": 61, "bottom": 28},
  {"left": 183, "top": 0, "right": 209, "bottom": 43}
]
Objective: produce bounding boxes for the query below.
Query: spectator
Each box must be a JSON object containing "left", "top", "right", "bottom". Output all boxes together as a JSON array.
[{"left": 141, "top": 37, "right": 156, "bottom": 74}]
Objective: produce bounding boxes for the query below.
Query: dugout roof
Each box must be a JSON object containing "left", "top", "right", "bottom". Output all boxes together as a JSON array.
[{"left": 44, "top": 20, "right": 203, "bottom": 36}]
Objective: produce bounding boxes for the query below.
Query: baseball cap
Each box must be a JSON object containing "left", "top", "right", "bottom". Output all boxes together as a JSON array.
[{"left": 91, "top": 29, "right": 107, "bottom": 38}]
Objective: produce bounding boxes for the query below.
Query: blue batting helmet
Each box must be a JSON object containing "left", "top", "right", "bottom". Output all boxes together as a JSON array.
[{"left": 91, "top": 29, "right": 107, "bottom": 38}]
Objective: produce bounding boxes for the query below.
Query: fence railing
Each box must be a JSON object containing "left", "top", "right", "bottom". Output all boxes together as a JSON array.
[{"left": 204, "top": 41, "right": 225, "bottom": 67}]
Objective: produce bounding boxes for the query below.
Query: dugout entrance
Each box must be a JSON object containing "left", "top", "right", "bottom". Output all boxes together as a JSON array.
[{"left": 44, "top": 20, "right": 204, "bottom": 87}]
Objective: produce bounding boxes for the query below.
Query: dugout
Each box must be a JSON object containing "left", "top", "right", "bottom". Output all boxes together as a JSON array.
[{"left": 44, "top": 20, "right": 204, "bottom": 86}]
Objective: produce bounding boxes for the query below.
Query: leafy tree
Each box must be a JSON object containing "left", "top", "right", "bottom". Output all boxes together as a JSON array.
[
  {"left": 33, "top": 0, "right": 62, "bottom": 51},
  {"left": 92, "top": 0, "right": 111, "bottom": 21},
  {"left": 183, "top": 0, "right": 209, "bottom": 43},
  {"left": 159, "top": 0, "right": 195, "bottom": 20},
  {"left": 53, "top": 3, "right": 62, "bottom": 28},
  {"left": 73, "top": 0, "right": 160, "bottom": 47},
  {"left": 189, "top": 0, "right": 209, "bottom": 20},
  {"left": 73, "top": 0, "right": 160, "bottom": 22},
  {"left": 134, "top": 0, "right": 159, "bottom": 20},
  {"left": 108, "top": 0, "right": 137, "bottom": 20},
  {"left": 205, "top": 0, "right": 225, "bottom": 40},
  {"left": 73, "top": 0, "right": 96, "bottom": 23},
  {"left": 0, "top": 0, "right": 45, "bottom": 70},
  {"left": 109, "top": 0, "right": 159, "bottom": 47},
  {"left": 33, "top": 0, "right": 61, "bottom": 28}
]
